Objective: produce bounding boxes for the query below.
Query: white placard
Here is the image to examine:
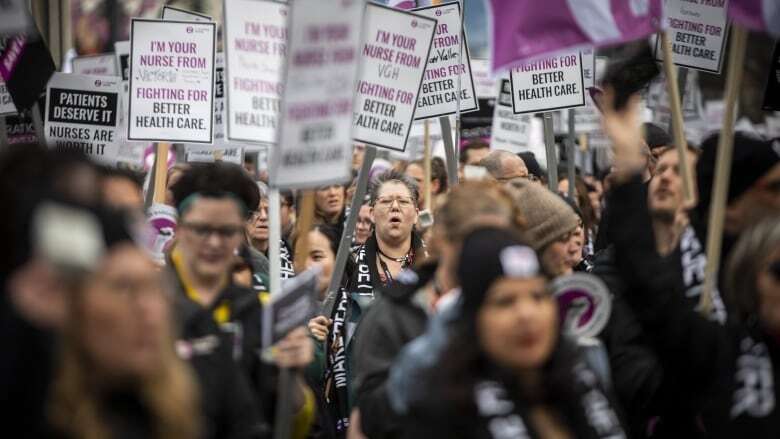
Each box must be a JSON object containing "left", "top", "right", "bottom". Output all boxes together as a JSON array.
[
  {"left": 352, "top": 3, "right": 437, "bottom": 152},
  {"left": 44, "top": 73, "right": 121, "bottom": 164},
  {"left": 72, "top": 53, "right": 119, "bottom": 77},
  {"left": 491, "top": 79, "right": 531, "bottom": 153},
  {"left": 470, "top": 58, "right": 497, "bottom": 99},
  {"left": 186, "top": 146, "right": 243, "bottom": 164},
  {"left": 0, "top": 0, "right": 32, "bottom": 36},
  {"left": 654, "top": 0, "right": 729, "bottom": 74},
  {"left": 224, "top": 0, "right": 288, "bottom": 144},
  {"left": 510, "top": 51, "right": 585, "bottom": 114},
  {"left": 411, "top": 2, "right": 478, "bottom": 120},
  {"left": 582, "top": 48, "right": 595, "bottom": 89},
  {"left": 0, "top": 76, "right": 16, "bottom": 115},
  {"left": 115, "top": 41, "right": 130, "bottom": 82},
  {"left": 271, "top": 0, "right": 364, "bottom": 189},
  {"left": 162, "top": 6, "right": 213, "bottom": 22},
  {"left": 128, "top": 19, "right": 216, "bottom": 143}
]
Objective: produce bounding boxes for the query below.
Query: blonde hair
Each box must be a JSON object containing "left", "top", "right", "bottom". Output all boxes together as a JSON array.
[
  {"left": 48, "top": 282, "right": 200, "bottom": 439},
  {"left": 435, "top": 180, "right": 522, "bottom": 243}
]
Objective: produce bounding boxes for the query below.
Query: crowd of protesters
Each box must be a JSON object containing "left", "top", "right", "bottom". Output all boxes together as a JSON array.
[{"left": 2, "top": 76, "right": 780, "bottom": 439}]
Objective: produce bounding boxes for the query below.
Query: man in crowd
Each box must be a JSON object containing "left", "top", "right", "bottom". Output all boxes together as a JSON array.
[
  {"left": 458, "top": 139, "right": 490, "bottom": 180},
  {"left": 478, "top": 150, "right": 530, "bottom": 183}
]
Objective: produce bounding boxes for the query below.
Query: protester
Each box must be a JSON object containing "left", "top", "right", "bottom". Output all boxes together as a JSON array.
[
  {"left": 352, "top": 180, "right": 519, "bottom": 439},
  {"left": 518, "top": 151, "right": 544, "bottom": 183},
  {"left": 644, "top": 122, "right": 672, "bottom": 161},
  {"left": 354, "top": 201, "right": 373, "bottom": 247},
  {"left": 246, "top": 182, "right": 296, "bottom": 286},
  {"left": 314, "top": 184, "right": 347, "bottom": 233},
  {"left": 46, "top": 211, "right": 200, "bottom": 439},
  {"left": 99, "top": 166, "right": 145, "bottom": 213},
  {"left": 293, "top": 224, "right": 341, "bottom": 302},
  {"left": 478, "top": 149, "right": 529, "bottom": 182},
  {"left": 504, "top": 179, "right": 580, "bottom": 277},
  {"left": 404, "top": 227, "right": 627, "bottom": 438},
  {"left": 458, "top": 139, "right": 490, "bottom": 180},
  {"left": 400, "top": 157, "right": 448, "bottom": 209},
  {"left": 558, "top": 173, "right": 598, "bottom": 256},
  {"left": 168, "top": 163, "right": 315, "bottom": 438}
]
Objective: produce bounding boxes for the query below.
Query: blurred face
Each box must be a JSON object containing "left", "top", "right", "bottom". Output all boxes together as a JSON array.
[
  {"left": 352, "top": 145, "right": 366, "bottom": 171},
  {"left": 281, "top": 198, "right": 294, "bottom": 236},
  {"left": 178, "top": 197, "right": 245, "bottom": 282},
  {"left": 566, "top": 225, "right": 584, "bottom": 268},
  {"left": 371, "top": 181, "right": 418, "bottom": 245},
  {"left": 557, "top": 179, "right": 574, "bottom": 202},
  {"left": 80, "top": 244, "right": 169, "bottom": 377},
  {"left": 405, "top": 163, "right": 426, "bottom": 208},
  {"left": 355, "top": 204, "right": 373, "bottom": 245},
  {"left": 304, "top": 230, "right": 336, "bottom": 299},
  {"left": 648, "top": 149, "right": 694, "bottom": 221},
  {"left": 477, "top": 276, "right": 557, "bottom": 371},
  {"left": 726, "top": 163, "right": 780, "bottom": 234},
  {"left": 758, "top": 247, "right": 780, "bottom": 335},
  {"left": 540, "top": 230, "right": 575, "bottom": 277},
  {"left": 465, "top": 146, "right": 490, "bottom": 166},
  {"left": 102, "top": 177, "right": 143, "bottom": 213},
  {"left": 498, "top": 156, "right": 529, "bottom": 181},
  {"left": 315, "top": 185, "right": 345, "bottom": 221},
  {"left": 246, "top": 198, "right": 269, "bottom": 247}
]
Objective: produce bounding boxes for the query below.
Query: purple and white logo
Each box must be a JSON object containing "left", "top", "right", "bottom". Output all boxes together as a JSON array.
[{"left": 553, "top": 273, "right": 611, "bottom": 339}]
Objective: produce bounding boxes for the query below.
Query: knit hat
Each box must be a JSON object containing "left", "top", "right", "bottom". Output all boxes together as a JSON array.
[
  {"left": 518, "top": 152, "right": 544, "bottom": 181},
  {"left": 506, "top": 179, "right": 579, "bottom": 251},
  {"left": 643, "top": 122, "right": 671, "bottom": 149},
  {"left": 457, "top": 227, "right": 542, "bottom": 317},
  {"left": 696, "top": 133, "right": 780, "bottom": 218}
]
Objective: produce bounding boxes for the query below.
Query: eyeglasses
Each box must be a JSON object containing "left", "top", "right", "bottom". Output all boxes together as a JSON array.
[
  {"left": 181, "top": 222, "right": 244, "bottom": 240},
  {"left": 374, "top": 196, "right": 414, "bottom": 209}
]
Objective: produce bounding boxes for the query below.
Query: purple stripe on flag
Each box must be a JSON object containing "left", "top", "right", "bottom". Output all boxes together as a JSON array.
[
  {"left": 0, "top": 35, "right": 28, "bottom": 82},
  {"left": 729, "top": 0, "right": 766, "bottom": 31}
]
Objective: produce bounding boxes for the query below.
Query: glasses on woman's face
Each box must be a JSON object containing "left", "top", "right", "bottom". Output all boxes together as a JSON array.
[
  {"left": 249, "top": 202, "right": 270, "bottom": 221},
  {"left": 181, "top": 222, "right": 244, "bottom": 240},
  {"left": 374, "top": 196, "right": 414, "bottom": 210}
]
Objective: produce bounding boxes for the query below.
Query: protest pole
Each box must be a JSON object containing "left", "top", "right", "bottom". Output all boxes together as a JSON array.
[
  {"left": 0, "top": 116, "right": 8, "bottom": 147},
  {"left": 660, "top": 31, "right": 695, "bottom": 206},
  {"left": 700, "top": 26, "right": 748, "bottom": 315},
  {"left": 668, "top": 67, "right": 689, "bottom": 135},
  {"left": 321, "top": 146, "right": 377, "bottom": 315},
  {"left": 152, "top": 143, "right": 170, "bottom": 204},
  {"left": 543, "top": 112, "right": 558, "bottom": 191},
  {"left": 31, "top": 101, "right": 45, "bottom": 147},
  {"left": 268, "top": 188, "right": 282, "bottom": 299},
  {"left": 440, "top": 116, "right": 458, "bottom": 186},
  {"left": 423, "top": 119, "right": 432, "bottom": 212},
  {"left": 566, "top": 109, "right": 577, "bottom": 200}
]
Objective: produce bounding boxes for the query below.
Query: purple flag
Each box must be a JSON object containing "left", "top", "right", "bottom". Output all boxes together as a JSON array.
[
  {"left": 489, "top": 0, "right": 664, "bottom": 73},
  {"left": 728, "top": 0, "right": 779, "bottom": 36}
]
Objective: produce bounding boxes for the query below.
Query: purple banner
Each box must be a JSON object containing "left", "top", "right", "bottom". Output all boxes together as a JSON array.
[
  {"left": 728, "top": 0, "right": 780, "bottom": 36},
  {"left": 0, "top": 35, "right": 27, "bottom": 81},
  {"left": 489, "top": 0, "right": 663, "bottom": 73}
]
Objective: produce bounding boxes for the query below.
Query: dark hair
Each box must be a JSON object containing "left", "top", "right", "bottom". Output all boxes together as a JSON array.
[
  {"left": 643, "top": 122, "right": 671, "bottom": 149},
  {"left": 558, "top": 174, "right": 596, "bottom": 234},
  {"left": 98, "top": 165, "right": 144, "bottom": 191},
  {"left": 290, "top": 224, "right": 341, "bottom": 261},
  {"left": 407, "top": 157, "right": 449, "bottom": 194},
  {"left": 280, "top": 189, "right": 295, "bottom": 209},
  {"left": 170, "top": 162, "right": 260, "bottom": 219},
  {"left": 459, "top": 139, "right": 490, "bottom": 165},
  {"left": 369, "top": 169, "right": 419, "bottom": 206}
]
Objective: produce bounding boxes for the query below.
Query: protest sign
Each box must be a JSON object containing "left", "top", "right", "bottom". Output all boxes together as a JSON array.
[
  {"left": 185, "top": 146, "right": 243, "bottom": 164},
  {"left": 4, "top": 113, "right": 35, "bottom": 144},
  {"left": 45, "top": 73, "right": 121, "bottom": 163},
  {"left": 115, "top": 41, "right": 131, "bottom": 83},
  {"left": 470, "top": 59, "right": 497, "bottom": 99},
  {"left": 0, "top": 0, "right": 32, "bottom": 36},
  {"left": 128, "top": 19, "right": 216, "bottom": 143},
  {"left": 582, "top": 49, "right": 596, "bottom": 88},
  {"left": 270, "top": 0, "right": 363, "bottom": 189},
  {"left": 352, "top": 3, "right": 436, "bottom": 152},
  {"left": 460, "top": 99, "right": 493, "bottom": 144},
  {"left": 146, "top": 203, "right": 177, "bottom": 265},
  {"left": 654, "top": 0, "right": 729, "bottom": 74},
  {"left": 72, "top": 53, "right": 119, "bottom": 77},
  {"left": 224, "top": 0, "right": 288, "bottom": 145},
  {"left": 509, "top": 51, "right": 585, "bottom": 114},
  {"left": 262, "top": 266, "right": 320, "bottom": 349},
  {"left": 491, "top": 79, "right": 531, "bottom": 153},
  {"left": 0, "top": 75, "right": 15, "bottom": 115},
  {"left": 762, "top": 41, "right": 780, "bottom": 111},
  {"left": 0, "top": 32, "right": 56, "bottom": 110},
  {"left": 162, "top": 6, "right": 213, "bottom": 22},
  {"left": 411, "top": 2, "right": 478, "bottom": 120}
]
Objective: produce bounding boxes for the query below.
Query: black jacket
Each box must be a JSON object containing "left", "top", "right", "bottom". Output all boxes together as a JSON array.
[
  {"left": 352, "top": 262, "right": 435, "bottom": 439},
  {"left": 607, "top": 174, "right": 780, "bottom": 438}
]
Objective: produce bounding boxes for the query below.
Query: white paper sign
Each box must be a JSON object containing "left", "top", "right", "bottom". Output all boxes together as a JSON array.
[
  {"left": 470, "top": 59, "right": 497, "bottom": 99},
  {"left": 270, "top": 0, "right": 364, "bottom": 189},
  {"left": 44, "top": 73, "right": 121, "bottom": 163},
  {"left": 128, "top": 19, "right": 216, "bottom": 143},
  {"left": 162, "top": 6, "right": 213, "bottom": 22},
  {"left": 186, "top": 146, "right": 243, "bottom": 164},
  {"left": 491, "top": 79, "right": 531, "bottom": 153},
  {"left": 654, "top": 0, "right": 729, "bottom": 74},
  {"left": 72, "top": 54, "right": 119, "bottom": 77},
  {"left": 352, "top": 3, "right": 436, "bottom": 152},
  {"left": 411, "top": 2, "right": 478, "bottom": 120},
  {"left": 115, "top": 41, "right": 131, "bottom": 82},
  {"left": 510, "top": 51, "right": 585, "bottom": 114},
  {"left": 582, "top": 48, "right": 596, "bottom": 89},
  {"left": 224, "top": 0, "right": 288, "bottom": 144},
  {"left": 0, "top": 76, "right": 16, "bottom": 115},
  {"left": 0, "top": 0, "right": 32, "bottom": 36}
]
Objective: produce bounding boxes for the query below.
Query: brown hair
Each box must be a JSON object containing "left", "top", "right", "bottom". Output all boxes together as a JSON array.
[
  {"left": 48, "top": 280, "right": 200, "bottom": 439},
  {"left": 435, "top": 180, "right": 522, "bottom": 244}
]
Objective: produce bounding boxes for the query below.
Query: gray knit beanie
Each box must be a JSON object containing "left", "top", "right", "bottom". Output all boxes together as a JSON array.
[{"left": 505, "top": 179, "right": 579, "bottom": 251}]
